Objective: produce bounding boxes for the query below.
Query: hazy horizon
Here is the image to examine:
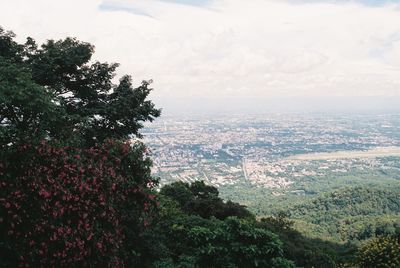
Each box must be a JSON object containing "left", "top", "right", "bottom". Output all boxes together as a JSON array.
[
  {"left": 154, "top": 95, "right": 400, "bottom": 116},
  {"left": 2, "top": 0, "right": 400, "bottom": 111}
]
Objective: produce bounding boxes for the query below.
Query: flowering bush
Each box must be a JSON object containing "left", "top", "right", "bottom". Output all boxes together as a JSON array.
[{"left": 0, "top": 140, "right": 158, "bottom": 267}]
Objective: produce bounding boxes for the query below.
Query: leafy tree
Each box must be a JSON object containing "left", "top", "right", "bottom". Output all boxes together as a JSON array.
[
  {"left": 151, "top": 207, "right": 294, "bottom": 268},
  {"left": 0, "top": 44, "right": 64, "bottom": 145},
  {"left": 154, "top": 183, "right": 295, "bottom": 267},
  {"left": 214, "top": 200, "right": 254, "bottom": 220},
  {"left": 160, "top": 181, "right": 253, "bottom": 220},
  {"left": 0, "top": 140, "right": 158, "bottom": 267},
  {"left": 188, "top": 217, "right": 294, "bottom": 268},
  {"left": 0, "top": 27, "right": 160, "bottom": 267},
  {"left": 257, "top": 214, "right": 351, "bottom": 268},
  {"left": 0, "top": 27, "right": 160, "bottom": 147},
  {"left": 355, "top": 235, "right": 400, "bottom": 268},
  {"left": 160, "top": 181, "right": 194, "bottom": 208},
  {"left": 189, "top": 180, "right": 219, "bottom": 199}
]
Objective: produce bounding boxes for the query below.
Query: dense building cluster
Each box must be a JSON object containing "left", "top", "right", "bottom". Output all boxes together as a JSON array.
[{"left": 143, "top": 114, "right": 400, "bottom": 189}]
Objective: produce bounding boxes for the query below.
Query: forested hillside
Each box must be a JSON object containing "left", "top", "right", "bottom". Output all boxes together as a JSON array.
[{"left": 286, "top": 186, "right": 400, "bottom": 243}]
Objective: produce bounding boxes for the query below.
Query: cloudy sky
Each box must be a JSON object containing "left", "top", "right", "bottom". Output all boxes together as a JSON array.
[{"left": 1, "top": 0, "right": 400, "bottom": 113}]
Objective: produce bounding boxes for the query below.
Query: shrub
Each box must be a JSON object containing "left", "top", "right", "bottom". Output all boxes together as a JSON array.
[{"left": 0, "top": 140, "right": 157, "bottom": 267}]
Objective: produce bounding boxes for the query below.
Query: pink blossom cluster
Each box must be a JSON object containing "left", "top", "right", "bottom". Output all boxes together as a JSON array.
[{"left": 0, "top": 140, "right": 158, "bottom": 267}]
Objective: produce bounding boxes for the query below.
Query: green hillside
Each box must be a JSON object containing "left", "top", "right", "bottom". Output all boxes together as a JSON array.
[{"left": 285, "top": 186, "right": 400, "bottom": 243}]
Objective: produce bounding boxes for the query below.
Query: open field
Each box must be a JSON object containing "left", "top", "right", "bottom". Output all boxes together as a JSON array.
[{"left": 288, "top": 147, "right": 400, "bottom": 161}]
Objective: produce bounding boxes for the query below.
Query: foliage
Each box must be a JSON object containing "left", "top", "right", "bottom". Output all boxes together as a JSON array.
[
  {"left": 258, "top": 214, "right": 355, "bottom": 268},
  {"left": 289, "top": 186, "right": 400, "bottom": 219},
  {"left": 225, "top": 185, "right": 400, "bottom": 267},
  {"left": 355, "top": 235, "right": 400, "bottom": 268},
  {"left": 187, "top": 217, "right": 293, "bottom": 268},
  {"left": 0, "top": 27, "right": 160, "bottom": 267},
  {"left": 0, "top": 140, "right": 157, "bottom": 267},
  {"left": 160, "top": 181, "right": 253, "bottom": 220},
  {"left": 0, "top": 27, "right": 160, "bottom": 148},
  {"left": 286, "top": 186, "right": 400, "bottom": 243},
  {"left": 149, "top": 201, "right": 293, "bottom": 267},
  {"left": 157, "top": 182, "right": 343, "bottom": 268}
]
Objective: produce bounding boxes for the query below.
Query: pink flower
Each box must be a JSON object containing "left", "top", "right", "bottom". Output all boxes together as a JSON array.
[
  {"left": 87, "top": 233, "right": 93, "bottom": 241},
  {"left": 39, "top": 189, "right": 51, "bottom": 199}
]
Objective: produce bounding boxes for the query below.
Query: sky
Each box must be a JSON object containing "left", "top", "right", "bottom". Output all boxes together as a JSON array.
[{"left": 1, "top": 0, "right": 400, "bottom": 114}]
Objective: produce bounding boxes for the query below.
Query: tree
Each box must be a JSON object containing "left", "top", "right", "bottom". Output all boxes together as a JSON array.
[
  {"left": 0, "top": 140, "right": 159, "bottom": 267},
  {"left": 355, "top": 235, "right": 400, "bottom": 268},
  {"left": 159, "top": 181, "right": 194, "bottom": 208},
  {"left": 0, "top": 27, "right": 160, "bottom": 148},
  {"left": 0, "top": 27, "right": 160, "bottom": 267},
  {"left": 189, "top": 217, "right": 294, "bottom": 268},
  {"left": 160, "top": 181, "right": 253, "bottom": 220},
  {"left": 152, "top": 213, "right": 294, "bottom": 268}
]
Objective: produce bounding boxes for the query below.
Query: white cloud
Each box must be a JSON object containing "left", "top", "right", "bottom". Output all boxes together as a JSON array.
[{"left": 1, "top": 0, "right": 400, "bottom": 100}]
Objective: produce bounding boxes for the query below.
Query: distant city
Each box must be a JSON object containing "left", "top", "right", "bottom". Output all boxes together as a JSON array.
[{"left": 143, "top": 113, "right": 400, "bottom": 196}]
